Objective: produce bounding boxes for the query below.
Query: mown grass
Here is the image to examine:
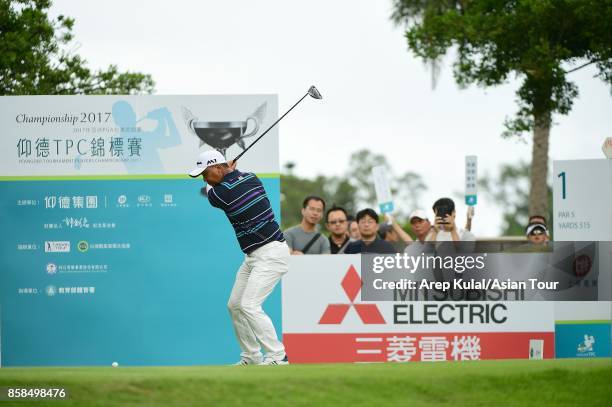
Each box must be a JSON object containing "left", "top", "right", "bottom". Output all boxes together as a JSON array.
[{"left": 0, "top": 358, "right": 610, "bottom": 406}]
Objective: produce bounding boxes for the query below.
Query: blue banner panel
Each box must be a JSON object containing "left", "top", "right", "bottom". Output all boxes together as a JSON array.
[
  {"left": 555, "top": 322, "right": 611, "bottom": 358},
  {"left": 0, "top": 177, "right": 282, "bottom": 366}
]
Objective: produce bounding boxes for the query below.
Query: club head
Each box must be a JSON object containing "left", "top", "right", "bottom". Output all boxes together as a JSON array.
[{"left": 308, "top": 86, "right": 322, "bottom": 100}]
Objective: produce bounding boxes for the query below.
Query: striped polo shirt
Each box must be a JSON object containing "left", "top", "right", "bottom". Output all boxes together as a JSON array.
[{"left": 207, "top": 170, "right": 285, "bottom": 254}]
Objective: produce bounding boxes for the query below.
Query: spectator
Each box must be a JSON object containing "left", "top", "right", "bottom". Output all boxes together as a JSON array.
[
  {"left": 345, "top": 208, "right": 397, "bottom": 254},
  {"left": 284, "top": 196, "right": 331, "bottom": 254},
  {"left": 408, "top": 209, "right": 434, "bottom": 242},
  {"left": 526, "top": 215, "right": 549, "bottom": 245},
  {"left": 385, "top": 209, "right": 434, "bottom": 244},
  {"left": 384, "top": 213, "right": 412, "bottom": 244},
  {"left": 378, "top": 223, "right": 407, "bottom": 252},
  {"left": 325, "top": 206, "right": 351, "bottom": 254},
  {"left": 427, "top": 198, "right": 475, "bottom": 241},
  {"left": 378, "top": 223, "right": 396, "bottom": 241},
  {"left": 348, "top": 218, "right": 361, "bottom": 241}
]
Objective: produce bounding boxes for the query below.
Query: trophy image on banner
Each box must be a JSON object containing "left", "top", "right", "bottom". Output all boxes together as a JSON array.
[{"left": 182, "top": 103, "right": 267, "bottom": 157}]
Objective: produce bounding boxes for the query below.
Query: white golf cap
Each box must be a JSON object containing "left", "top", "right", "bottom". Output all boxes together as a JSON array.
[
  {"left": 188, "top": 150, "right": 227, "bottom": 177},
  {"left": 409, "top": 209, "right": 429, "bottom": 221}
]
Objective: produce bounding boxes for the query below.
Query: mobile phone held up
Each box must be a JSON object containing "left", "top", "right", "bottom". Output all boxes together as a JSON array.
[{"left": 435, "top": 205, "right": 452, "bottom": 224}]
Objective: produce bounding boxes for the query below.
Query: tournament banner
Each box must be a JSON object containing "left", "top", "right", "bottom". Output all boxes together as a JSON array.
[
  {"left": 0, "top": 95, "right": 280, "bottom": 366},
  {"left": 283, "top": 256, "right": 555, "bottom": 363}
]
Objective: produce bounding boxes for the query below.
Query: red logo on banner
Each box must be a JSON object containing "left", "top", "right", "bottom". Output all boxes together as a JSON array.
[
  {"left": 573, "top": 254, "right": 592, "bottom": 277},
  {"left": 318, "top": 265, "right": 385, "bottom": 324}
]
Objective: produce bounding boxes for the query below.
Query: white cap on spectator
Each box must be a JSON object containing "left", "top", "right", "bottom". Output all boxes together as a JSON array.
[
  {"left": 409, "top": 209, "right": 429, "bottom": 221},
  {"left": 526, "top": 223, "right": 548, "bottom": 236}
]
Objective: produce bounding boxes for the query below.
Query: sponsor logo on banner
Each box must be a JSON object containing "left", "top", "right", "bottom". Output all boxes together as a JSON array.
[
  {"left": 319, "top": 265, "right": 385, "bottom": 324},
  {"left": 573, "top": 254, "right": 592, "bottom": 277},
  {"left": 77, "top": 241, "right": 89, "bottom": 253},
  {"left": 46, "top": 263, "right": 57, "bottom": 274},
  {"left": 45, "top": 241, "right": 70, "bottom": 253},
  {"left": 138, "top": 195, "right": 151, "bottom": 204},
  {"left": 577, "top": 334, "right": 596, "bottom": 356},
  {"left": 283, "top": 256, "right": 555, "bottom": 363},
  {"left": 46, "top": 285, "right": 56, "bottom": 296}
]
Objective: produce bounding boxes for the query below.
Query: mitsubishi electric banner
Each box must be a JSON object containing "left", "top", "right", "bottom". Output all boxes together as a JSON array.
[
  {"left": 283, "top": 256, "right": 555, "bottom": 363},
  {"left": 0, "top": 95, "right": 280, "bottom": 366}
]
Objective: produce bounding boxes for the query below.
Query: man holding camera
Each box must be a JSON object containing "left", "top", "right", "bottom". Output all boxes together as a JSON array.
[{"left": 427, "top": 198, "right": 475, "bottom": 242}]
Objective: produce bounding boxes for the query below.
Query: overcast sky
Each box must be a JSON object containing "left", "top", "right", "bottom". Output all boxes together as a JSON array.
[{"left": 51, "top": 0, "right": 611, "bottom": 236}]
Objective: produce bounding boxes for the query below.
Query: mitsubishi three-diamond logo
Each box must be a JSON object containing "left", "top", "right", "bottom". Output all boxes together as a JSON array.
[{"left": 319, "top": 265, "right": 385, "bottom": 324}]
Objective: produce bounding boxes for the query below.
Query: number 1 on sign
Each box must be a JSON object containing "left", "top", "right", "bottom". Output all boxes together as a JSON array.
[{"left": 558, "top": 171, "right": 566, "bottom": 199}]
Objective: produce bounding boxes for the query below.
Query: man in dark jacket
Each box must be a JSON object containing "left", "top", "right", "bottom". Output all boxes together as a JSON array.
[{"left": 345, "top": 208, "right": 397, "bottom": 254}]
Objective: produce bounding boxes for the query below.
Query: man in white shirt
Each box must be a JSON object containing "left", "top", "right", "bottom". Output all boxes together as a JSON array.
[{"left": 427, "top": 198, "right": 475, "bottom": 241}]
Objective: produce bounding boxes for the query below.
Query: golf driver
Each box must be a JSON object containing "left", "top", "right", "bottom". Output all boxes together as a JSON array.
[{"left": 232, "top": 85, "right": 322, "bottom": 162}]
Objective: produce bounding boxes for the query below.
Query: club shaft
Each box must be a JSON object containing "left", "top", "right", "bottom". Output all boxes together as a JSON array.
[{"left": 233, "top": 92, "right": 309, "bottom": 162}]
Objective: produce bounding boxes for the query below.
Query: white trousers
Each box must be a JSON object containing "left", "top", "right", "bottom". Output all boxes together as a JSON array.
[{"left": 227, "top": 240, "right": 289, "bottom": 362}]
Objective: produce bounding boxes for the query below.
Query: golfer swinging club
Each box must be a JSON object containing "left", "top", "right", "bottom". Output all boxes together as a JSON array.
[{"left": 189, "top": 149, "right": 289, "bottom": 365}]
